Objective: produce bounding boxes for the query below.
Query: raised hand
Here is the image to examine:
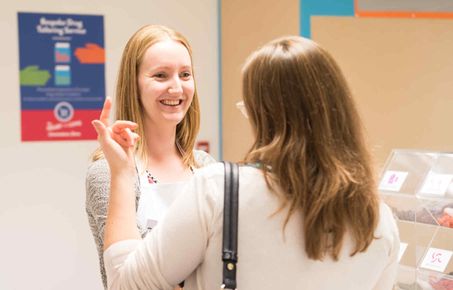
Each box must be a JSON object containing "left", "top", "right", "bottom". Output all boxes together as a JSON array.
[{"left": 92, "top": 97, "right": 140, "bottom": 174}]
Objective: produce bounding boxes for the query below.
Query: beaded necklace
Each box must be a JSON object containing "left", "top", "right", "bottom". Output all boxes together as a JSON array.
[
  {"left": 145, "top": 170, "right": 159, "bottom": 184},
  {"left": 145, "top": 166, "right": 194, "bottom": 184}
]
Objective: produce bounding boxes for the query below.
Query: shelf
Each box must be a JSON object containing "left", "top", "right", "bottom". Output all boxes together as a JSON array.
[{"left": 379, "top": 149, "right": 453, "bottom": 290}]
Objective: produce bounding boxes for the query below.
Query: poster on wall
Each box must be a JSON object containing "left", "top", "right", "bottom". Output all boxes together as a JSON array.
[{"left": 18, "top": 12, "right": 105, "bottom": 141}]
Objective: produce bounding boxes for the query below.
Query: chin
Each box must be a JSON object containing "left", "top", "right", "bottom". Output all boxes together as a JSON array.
[{"left": 162, "top": 113, "right": 186, "bottom": 124}]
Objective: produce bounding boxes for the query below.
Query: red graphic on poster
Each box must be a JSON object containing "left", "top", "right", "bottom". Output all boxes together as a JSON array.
[{"left": 21, "top": 107, "right": 98, "bottom": 141}]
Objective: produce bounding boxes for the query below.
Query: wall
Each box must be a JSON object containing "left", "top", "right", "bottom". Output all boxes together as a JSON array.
[
  {"left": 311, "top": 16, "right": 453, "bottom": 168},
  {"left": 0, "top": 1, "right": 218, "bottom": 289},
  {"left": 221, "top": 0, "right": 299, "bottom": 161}
]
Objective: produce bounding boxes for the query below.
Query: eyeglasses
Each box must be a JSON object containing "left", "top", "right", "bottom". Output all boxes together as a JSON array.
[{"left": 235, "top": 101, "right": 248, "bottom": 119}]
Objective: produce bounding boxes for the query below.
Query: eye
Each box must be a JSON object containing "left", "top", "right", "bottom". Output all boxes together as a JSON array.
[
  {"left": 180, "top": 71, "right": 192, "bottom": 80},
  {"left": 153, "top": 72, "right": 167, "bottom": 79}
]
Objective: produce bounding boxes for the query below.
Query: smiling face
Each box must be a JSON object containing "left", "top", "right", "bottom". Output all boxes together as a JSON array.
[{"left": 138, "top": 39, "right": 194, "bottom": 128}]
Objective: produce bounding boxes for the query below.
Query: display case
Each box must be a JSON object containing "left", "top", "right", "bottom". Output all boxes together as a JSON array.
[{"left": 378, "top": 149, "right": 453, "bottom": 290}]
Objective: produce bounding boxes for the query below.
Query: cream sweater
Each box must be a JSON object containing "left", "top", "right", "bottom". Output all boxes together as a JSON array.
[{"left": 104, "top": 163, "right": 400, "bottom": 290}]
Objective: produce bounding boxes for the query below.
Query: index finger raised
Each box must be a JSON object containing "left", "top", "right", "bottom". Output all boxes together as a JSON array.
[{"left": 99, "top": 97, "right": 112, "bottom": 126}]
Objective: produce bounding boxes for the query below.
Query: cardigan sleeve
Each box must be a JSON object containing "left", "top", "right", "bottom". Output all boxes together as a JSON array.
[
  {"left": 85, "top": 158, "right": 147, "bottom": 289},
  {"left": 85, "top": 159, "right": 111, "bottom": 289},
  {"left": 103, "top": 170, "right": 222, "bottom": 290}
]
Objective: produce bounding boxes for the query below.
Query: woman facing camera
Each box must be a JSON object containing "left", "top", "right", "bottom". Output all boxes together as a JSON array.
[{"left": 85, "top": 24, "right": 215, "bottom": 289}]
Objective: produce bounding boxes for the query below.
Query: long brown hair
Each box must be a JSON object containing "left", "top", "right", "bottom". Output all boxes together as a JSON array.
[
  {"left": 242, "top": 36, "right": 379, "bottom": 261},
  {"left": 92, "top": 25, "right": 200, "bottom": 168}
]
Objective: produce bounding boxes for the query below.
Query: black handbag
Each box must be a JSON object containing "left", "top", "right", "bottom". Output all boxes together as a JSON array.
[{"left": 221, "top": 161, "right": 239, "bottom": 290}]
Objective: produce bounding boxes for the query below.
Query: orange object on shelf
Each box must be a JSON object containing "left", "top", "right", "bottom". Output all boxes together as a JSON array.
[{"left": 437, "top": 208, "right": 453, "bottom": 228}]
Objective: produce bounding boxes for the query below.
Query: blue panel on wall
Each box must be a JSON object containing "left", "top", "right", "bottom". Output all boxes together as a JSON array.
[{"left": 300, "top": 0, "right": 354, "bottom": 38}]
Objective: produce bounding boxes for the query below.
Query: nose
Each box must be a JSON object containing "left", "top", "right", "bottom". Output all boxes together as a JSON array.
[{"left": 168, "top": 76, "right": 183, "bottom": 95}]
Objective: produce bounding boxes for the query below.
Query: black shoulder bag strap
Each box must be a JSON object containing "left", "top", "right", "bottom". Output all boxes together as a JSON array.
[{"left": 221, "top": 161, "right": 239, "bottom": 290}]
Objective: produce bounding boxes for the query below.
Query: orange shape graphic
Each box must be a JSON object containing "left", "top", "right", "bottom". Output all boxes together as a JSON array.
[{"left": 74, "top": 43, "right": 105, "bottom": 64}]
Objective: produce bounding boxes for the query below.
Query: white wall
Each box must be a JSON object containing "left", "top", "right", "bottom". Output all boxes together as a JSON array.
[{"left": 0, "top": 1, "right": 219, "bottom": 289}]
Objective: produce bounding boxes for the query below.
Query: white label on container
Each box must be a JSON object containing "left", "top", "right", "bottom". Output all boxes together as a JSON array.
[
  {"left": 419, "top": 172, "right": 453, "bottom": 196},
  {"left": 420, "top": 247, "right": 452, "bottom": 273},
  {"left": 378, "top": 171, "right": 408, "bottom": 192},
  {"left": 398, "top": 242, "right": 408, "bottom": 262}
]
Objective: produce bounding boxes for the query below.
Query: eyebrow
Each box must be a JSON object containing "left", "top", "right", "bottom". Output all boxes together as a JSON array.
[{"left": 150, "top": 65, "right": 192, "bottom": 71}]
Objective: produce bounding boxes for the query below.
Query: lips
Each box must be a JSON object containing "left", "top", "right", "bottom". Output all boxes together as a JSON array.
[{"left": 160, "top": 99, "right": 183, "bottom": 106}]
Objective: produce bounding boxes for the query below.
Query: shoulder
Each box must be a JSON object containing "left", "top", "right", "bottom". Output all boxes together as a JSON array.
[
  {"left": 182, "top": 163, "right": 226, "bottom": 223},
  {"left": 193, "top": 150, "right": 216, "bottom": 167},
  {"left": 189, "top": 162, "right": 225, "bottom": 206},
  {"left": 86, "top": 158, "right": 110, "bottom": 179},
  {"left": 375, "top": 201, "right": 400, "bottom": 252},
  {"left": 194, "top": 162, "right": 224, "bottom": 179},
  {"left": 377, "top": 201, "right": 398, "bottom": 233},
  {"left": 187, "top": 164, "right": 266, "bottom": 223},
  {"left": 195, "top": 162, "right": 264, "bottom": 181},
  {"left": 193, "top": 162, "right": 265, "bottom": 196},
  {"left": 191, "top": 162, "right": 224, "bottom": 197}
]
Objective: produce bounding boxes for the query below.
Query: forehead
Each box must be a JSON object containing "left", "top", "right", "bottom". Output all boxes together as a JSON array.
[{"left": 142, "top": 39, "right": 192, "bottom": 69}]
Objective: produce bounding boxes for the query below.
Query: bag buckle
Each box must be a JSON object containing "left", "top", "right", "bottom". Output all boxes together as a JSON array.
[{"left": 221, "top": 284, "right": 236, "bottom": 290}]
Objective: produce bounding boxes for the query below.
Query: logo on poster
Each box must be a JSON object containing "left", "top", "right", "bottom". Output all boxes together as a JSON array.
[{"left": 54, "top": 101, "right": 74, "bottom": 122}]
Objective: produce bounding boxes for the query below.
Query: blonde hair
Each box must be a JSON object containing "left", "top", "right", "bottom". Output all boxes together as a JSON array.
[
  {"left": 92, "top": 25, "right": 200, "bottom": 168},
  {"left": 242, "top": 36, "right": 379, "bottom": 261}
]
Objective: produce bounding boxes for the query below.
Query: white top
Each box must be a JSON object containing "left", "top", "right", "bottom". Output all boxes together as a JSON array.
[
  {"left": 136, "top": 177, "right": 189, "bottom": 230},
  {"left": 134, "top": 157, "right": 191, "bottom": 230},
  {"left": 104, "top": 163, "right": 400, "bottom": 290}
]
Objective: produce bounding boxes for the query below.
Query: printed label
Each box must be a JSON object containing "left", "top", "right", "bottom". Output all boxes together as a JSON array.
[
  {"left": 378, "top": 170, "right": 408, "bottom": 192},
  {"left": 420, "top": 247, "right": 452, "bottom": 272},
  {"left": 419, "top": 172, "right": 453, "bottom": 196}
]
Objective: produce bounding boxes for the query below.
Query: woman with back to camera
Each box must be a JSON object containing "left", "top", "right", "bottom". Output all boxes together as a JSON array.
[
  {"left": 93, "top": 35, "right": 400, "bottom": 290},
  {"left": 85, "top": 24, "right": 215, "bottom": 289}
]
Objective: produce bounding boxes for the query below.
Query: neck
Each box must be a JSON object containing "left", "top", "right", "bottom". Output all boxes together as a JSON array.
[
  {"left": 143, "top": 122, "right": 179, "bottom": 161},
  {"left": 141, "top": 121, "right": 193, "bottom": 183}
]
